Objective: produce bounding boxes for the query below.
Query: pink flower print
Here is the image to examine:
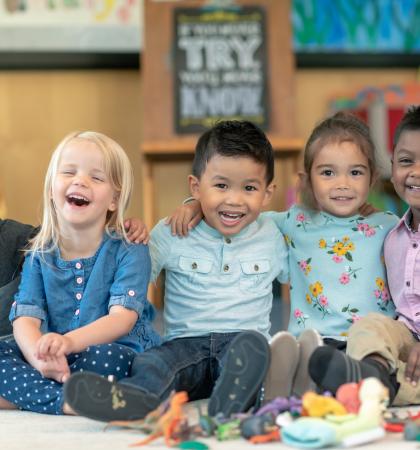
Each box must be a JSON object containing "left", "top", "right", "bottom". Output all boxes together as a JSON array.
[
  {"left": 339, "top": 273, "right": 350, "bottom": 284},
  {"left": 357, "top": 223, "right": 369, "bottom": 232},
  {"left": 319, "top": 295, "right": 328, "bottom": 307},
  {"left": 294, "top": 308, "right": 309, "bottom": 328},
  {"left": 374, "top": 289, "right": 381, "bottom": 298},
  {"left": 294, "top": 308, "right": 303, "bottom": 318},
  {"left": 382, "top": 288, "right": 390, "bottom": 302},
  {"left": 332, "top": 254, "right": 343, "bottom": 263},
  {"left": 296, "top": 213, "right": 305, "bottom": 222},
  {"left": 299, "top": 261, "right": 308, "bottom": 270},
  {"left": 365, "top": 227, "right": 376, "bottom": 237}
]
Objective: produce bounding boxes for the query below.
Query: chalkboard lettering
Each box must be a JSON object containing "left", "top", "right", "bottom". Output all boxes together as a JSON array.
[{"left": 174, "top": 7, "right": 268, "bottom": 134}]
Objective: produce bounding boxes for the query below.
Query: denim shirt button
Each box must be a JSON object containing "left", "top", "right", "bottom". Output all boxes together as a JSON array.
[
  {"left": 191, "top": 262, "right": 198, "bottom": 270},
  {"left": 223, "top": 264, "right": 229, "bottom": 272},
  {"left": 76, "top": 277, "right": 83, "bottom": 284},
  {"left": 254, "top": 264, "right": 259, "bottom": 272},
  {"left": 75, "top": 293, "right": 82, "bottom": 300},
  {"left": 75, "top": 309, "right": 80, "bottom": 316},
  {"left": 75, "top": 262, "right": 82, "bottom": 269},
  {"left": 128, "top": 290, "right": 135, "bottom": 297}
]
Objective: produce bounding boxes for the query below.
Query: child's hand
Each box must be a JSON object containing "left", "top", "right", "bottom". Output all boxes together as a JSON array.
[
  {"left": 358, "top": 202, "right": 379, "bottom": 217},
  {"left": 165, "top": 200, "right": 203, "bottom": 236},
  {"left": 124, "top": 218, "right": 150, "bottom": 244},
  {"left": 36, "top": 355, "right": 70, "bottom": 383},
  {"left": 35, "top": 332, "right": 73, "bottom": 360},
  {"left": 405, "top": 343, "right": 420, "bottom": 386}
]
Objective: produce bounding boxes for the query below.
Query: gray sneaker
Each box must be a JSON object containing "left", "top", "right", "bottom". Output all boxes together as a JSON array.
[
  {"left": 264, "top": 331, "right": 299, "bottom": 401},
  {"left": 292, "top": 328, "right": 323, "bottom": 397}
]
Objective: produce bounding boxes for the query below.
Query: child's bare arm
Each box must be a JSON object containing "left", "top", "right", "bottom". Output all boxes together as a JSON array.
[
  {"left": 165, "top": 200, "right": 203, "bottom": 236},
  {"left": 13, "top": 316, "right": 43, "bottom": 368},
  {"left": 63, "top": 306, "right": 138, "bottom": 354},
  {"left": 124, "top": 218, "right": 150, "bottom": 244}
]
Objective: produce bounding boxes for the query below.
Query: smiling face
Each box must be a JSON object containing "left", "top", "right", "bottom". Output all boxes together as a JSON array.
[
  {"left": 189, "top": 154, "right": 274, "bottom": 236},
  {"left": 51, "top": 138, "right": 117, "bottom": 233},
  {"left": 392, "top": 129, "right": 420, "bottom": 229},
  {"left": 309, "top": 140, "right": 371, "bottom": 217}
]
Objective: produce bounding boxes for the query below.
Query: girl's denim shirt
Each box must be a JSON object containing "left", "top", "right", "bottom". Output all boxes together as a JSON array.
[{"left": 10, "top": 233, "right": 161, "bottom": 353}]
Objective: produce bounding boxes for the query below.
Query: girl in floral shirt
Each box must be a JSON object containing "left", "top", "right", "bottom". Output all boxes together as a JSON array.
[{"left": 168, "top": 113, "right": 398, "bottom": 398}]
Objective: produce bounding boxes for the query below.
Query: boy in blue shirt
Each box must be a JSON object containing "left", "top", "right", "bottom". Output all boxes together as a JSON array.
[{"left": 63, "top": 120, "right": 289, "bottom": 421}]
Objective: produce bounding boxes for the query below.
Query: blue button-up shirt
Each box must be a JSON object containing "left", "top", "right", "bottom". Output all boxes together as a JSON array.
[
  {"left": 10, "top": 233, "right": 160, "bottom": 353},
  {"left": 150, "top": 215, "right": 288, "bottom": 341}
]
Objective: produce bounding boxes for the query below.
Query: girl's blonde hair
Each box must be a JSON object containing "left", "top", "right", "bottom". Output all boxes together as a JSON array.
[
  {"left": 31, "top": 131, "right": 133, "bottom": 253},
  {"left": 300, "top": 111, "right": 377, "bottom": 210}
]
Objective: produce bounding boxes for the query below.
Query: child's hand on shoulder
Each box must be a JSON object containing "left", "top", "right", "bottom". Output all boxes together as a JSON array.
[
  {"left": 124, "top": 218, "right": 150, "bottom": 244},
  {"left": 405, "top": 342, "right": 420, "bottom": 386},
  {"left": 165, "top": 199, "right": 203, "bottom": 236}
]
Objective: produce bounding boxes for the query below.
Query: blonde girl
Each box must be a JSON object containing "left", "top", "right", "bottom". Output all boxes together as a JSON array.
[{"left": 0, "top": 131, "right": 160, "bottom": 415}]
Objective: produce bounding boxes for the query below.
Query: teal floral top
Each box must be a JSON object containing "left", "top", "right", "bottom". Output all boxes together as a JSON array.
[{"left": 264, "top": 205, "right": 398, "bottom": 339}]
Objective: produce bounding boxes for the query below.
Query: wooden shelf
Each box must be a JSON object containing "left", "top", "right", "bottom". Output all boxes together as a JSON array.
[{"left": 141, "top": 136, "right": 303, "bottom": 156}]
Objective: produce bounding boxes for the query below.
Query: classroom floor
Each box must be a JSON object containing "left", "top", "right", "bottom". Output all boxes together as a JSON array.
[{"left": 1, "top": 407, "right": 419, "bottom": 450}]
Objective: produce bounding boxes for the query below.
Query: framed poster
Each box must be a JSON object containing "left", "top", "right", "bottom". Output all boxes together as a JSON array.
[
  {"left": 293, "top": 0, "right": 420, "bottom": 67},
  {"left": 173, "top": 6, "right": 269, "bottom": 134},
  {"left": 0, "top": 0, "right": 141, "bottom": 69}
]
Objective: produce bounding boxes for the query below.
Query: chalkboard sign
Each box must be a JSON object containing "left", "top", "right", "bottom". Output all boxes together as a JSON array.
[{"left": 174, "top": 7, "right": 269, "bottom": 134}]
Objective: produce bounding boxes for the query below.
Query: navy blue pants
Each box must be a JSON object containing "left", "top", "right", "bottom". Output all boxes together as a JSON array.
[
  {"left": 0, "top": 339, "right": 136, "bottom": 414},
  {"left": 121, "top": 332, "right": 239, "bottom": 402}
]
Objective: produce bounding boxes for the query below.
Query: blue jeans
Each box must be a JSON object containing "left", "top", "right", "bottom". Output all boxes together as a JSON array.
[{"left": 120, "top": 332, "right": 239, "bottom": 402}]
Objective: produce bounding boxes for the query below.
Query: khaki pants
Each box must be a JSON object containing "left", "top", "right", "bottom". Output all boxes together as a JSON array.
[{"left": 347, "top": 313, "right": 420, "bottom": 406}]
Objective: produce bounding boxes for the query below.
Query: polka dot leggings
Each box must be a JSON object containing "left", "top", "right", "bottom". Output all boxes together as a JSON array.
[{"left": 0, "top": 339, "right": 136, "bottom": 415}]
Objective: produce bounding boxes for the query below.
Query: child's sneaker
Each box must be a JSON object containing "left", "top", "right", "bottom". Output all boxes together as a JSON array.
[
  {"left": 263, "top": 331, "right": 299, "bottom": 401},
  {"left": 64, "top": 371, "right": 160, "bottom": 422},
  {"left": 292, "top": 328, "right": 323, "bottom": 397},
  {"left": 207, "top": 330, "right": 270, "bottom": 417},
  {"left": 308, "top": 345, "right": 399, "bottom": 403}
]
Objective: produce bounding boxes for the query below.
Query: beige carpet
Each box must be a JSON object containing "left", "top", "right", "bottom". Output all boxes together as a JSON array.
[{"left": 0, "top": 409, "right": 418, "bottom": 450}]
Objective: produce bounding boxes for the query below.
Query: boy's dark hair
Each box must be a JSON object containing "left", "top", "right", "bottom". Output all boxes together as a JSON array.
[
  {"left": 393, "top": 105, "right": 420, "bottom": 148},
  {"left": 192, "top": 120, "right": 274, "bottom": 184}
]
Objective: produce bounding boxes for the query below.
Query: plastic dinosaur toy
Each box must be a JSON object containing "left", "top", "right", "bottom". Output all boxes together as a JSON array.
[{"left": 106, "top": 391, "right": 190, "bottom": 447}]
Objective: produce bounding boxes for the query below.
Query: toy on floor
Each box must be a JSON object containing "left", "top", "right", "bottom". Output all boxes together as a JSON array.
[
  {"left": 281, "top": 378, "right": 389, "bottom": 448},
  {"left": 256, "top": 396, "right": 302, "bottom": 417},
  {"left": 106, "top": 391, "right": 194, "bottom": 447},
  {"left": 302, "top": 391, "right": 347, "bottom": 417}
]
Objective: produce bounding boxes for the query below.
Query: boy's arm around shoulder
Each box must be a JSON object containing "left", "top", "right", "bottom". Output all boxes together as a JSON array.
[{"left": 149, "top": 218, "right": 177, "bottom": 283}]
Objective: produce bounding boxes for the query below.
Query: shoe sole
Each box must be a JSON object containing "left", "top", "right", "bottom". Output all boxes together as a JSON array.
[
  {"left": 264, "top": 331, "right": 299, "bottom": 400},
  {"left": 64, "top": 371, "right": 160, "bottom": 422},
  {"left": 293, "top": 329, "right": 323, "bottom": 397},
  {"left": 207, "top": 331, "right": 270, "bottom": 417}
]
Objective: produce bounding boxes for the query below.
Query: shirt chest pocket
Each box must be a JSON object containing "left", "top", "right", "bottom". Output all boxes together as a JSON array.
[
  {"left": 178, "top": 256, "right": 213, "bottom": 284},
  {"left": 239, "top": 259, "right": 270, "bottom": 292}
]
